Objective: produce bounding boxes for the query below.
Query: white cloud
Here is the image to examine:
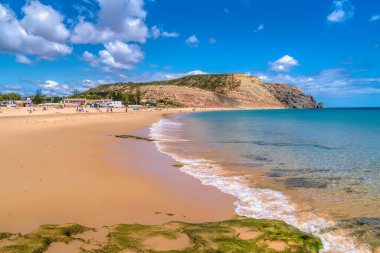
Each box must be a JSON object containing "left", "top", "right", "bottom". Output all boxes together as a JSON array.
[
  {"left": 257, "top": 68, "right": 380, "bottom": 95},
  {"left": 21, "top": 1, "right": 69, "bottom": 43},
  {"left": 254, "top": 24, "right": 264, "bottom": 32},
  {"left": 99, "top": 40, "right": 144, "bottom": 71},
  {"left": 71, "top": 0, "right": 148, "bottom": 44},
  {"left": 0, "top": 1, "right": 72, "bottom": 59},
  {"left": 81, "top": 51, "right": 99, "bottom": 67},
  {"left": 16, "top": 54, "right": 33, "bottom": 65},
  {"left": 80, "top": 41, "right": 144, "bottom": 71},
  {"left": 209, "top": 38, "right": 217, "bottom": 44},
  {"left": 81, "top": 79, "right": 106, "bottom": 88},
  {"left": 187, "top": 70, "right": 207, "bottom": 75},
  {"left": 151, "top": 25, "right": 161, "bottom": 39},
  {"left": 39, "top": 80, "right": 72, "bottom": 96},
  {"left": 150, "top": 25, "right": 180, "bottom": 39},
  {"left": 269, "top": 55, "right": 299, "bottom": 72},
  {"left": 185, "top": 35, "right": 199, "bottom": 47},
  {"left": 43, "top": 80, "right": 59, "bottom": 88},
  {"left": 369, "top": 15, "right": 380, "bottom": 22},
  {"left": 327, "top": 0, "right": 354, "bottom": 23},
  {"left": 162, "top": 31, "right": 180, "bottom": 38}
]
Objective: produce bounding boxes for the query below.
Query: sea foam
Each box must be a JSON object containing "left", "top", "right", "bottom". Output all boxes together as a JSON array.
[{"left": 149, "top": 118, "right": 371, "bottom": 253}]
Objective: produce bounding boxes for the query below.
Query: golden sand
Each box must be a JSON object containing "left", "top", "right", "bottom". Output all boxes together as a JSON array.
[{"left": 0, "top": 108, "right": 236, "bottom": 234}]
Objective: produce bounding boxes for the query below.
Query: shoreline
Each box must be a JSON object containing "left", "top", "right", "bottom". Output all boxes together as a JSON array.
[
  {"left": 0, "top": 107, "right": 325, "bottom": 252},
  {"left": 0, "top": 109, "right": 237, "bottom": 234},
  {"left": 149, "top": 112, "right": 375, "bottom": 253}
]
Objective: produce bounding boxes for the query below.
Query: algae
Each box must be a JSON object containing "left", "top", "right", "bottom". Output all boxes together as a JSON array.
[
  {"left": 0, "top": 218, "right": 322, "bottom": 253},
  {"left": 0, "top": 224, "right": 90, "bottom": 253},
  {"left": 101, "top": 217, "right": 322, "bottom": 253},
  {"left": 0, "top": 233, "right": 13, "bottom": 240}
]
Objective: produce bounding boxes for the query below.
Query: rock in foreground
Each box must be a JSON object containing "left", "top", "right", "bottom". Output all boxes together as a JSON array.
[{"left": 0, "top": 217, "right": 322, "bottom": 252}]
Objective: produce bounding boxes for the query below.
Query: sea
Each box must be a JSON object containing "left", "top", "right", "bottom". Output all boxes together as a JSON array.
[{"left": 150, "top": 108, "right": 380, "bottom": 253}]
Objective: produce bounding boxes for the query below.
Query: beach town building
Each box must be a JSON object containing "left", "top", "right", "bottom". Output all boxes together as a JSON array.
[
  {"left": 62, "top": 98, "right": 124, "bottom": 108},
  {"left": 0, "top": 99, "right": 32, "bottom": 108},
  {"left": 63, "top": 98, "right": 111, "bottom": 106},
  {"left": 108, "top": 101, "right": 123, "bottom": 108},
  {"left": 16, "top": 99, "right": 33, "bottom": 107}
]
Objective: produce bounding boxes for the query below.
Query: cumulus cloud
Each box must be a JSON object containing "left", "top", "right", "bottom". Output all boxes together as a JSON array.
[
  {"left": 38, "top": 80, "right": 72, "bottom": 96},
  {"left": 71, "top": 0, "right": 149, "bottom": 44},
  {"left": 369, "top": 15, "right": 380, "bottom": 22},
  {"left": 99, "top": 40, "right": 144, "bottom": 71},
  {"left": 42, "top": 80, "right": 59, "bottom": 88},
  {"left": 0, "top": 1, "right": 72, "bottom": 59},
  {"left": 16, "top": 54, "right": 33, "bottom": 65},
  {"left": 269, "top": 55, "right": 299, "bottom": 72},
  {"left": 257, "top": 68, "right": 380, "bottom": 95},
  {"left": 81, "top": 51, "right": 99, "bottom": 67},
  {"left": 21, "top": 1, "right": 70, "bottom": 43},
  {"left": 150, "top": 25, "right": 180, "bottom": 39},
  {"left": 80, "top": 41, "right": 144, "bottom": 71},
  {"left": 327, "top": 0, "right": 354, "bottom": 23},
  {"left": 185, "top": 35, "right": 199, "bottom": 47}
]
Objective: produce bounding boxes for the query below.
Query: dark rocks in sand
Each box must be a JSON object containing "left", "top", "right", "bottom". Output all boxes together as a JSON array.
[
  {"left": 337, "top": 218, "right": 380, "bottom": 250},
  {"left": 115, "top": 135, "right": 156, "bottom": 142},
  {"left": 282, "top": 177, "right": 328, "bottom": 189}
]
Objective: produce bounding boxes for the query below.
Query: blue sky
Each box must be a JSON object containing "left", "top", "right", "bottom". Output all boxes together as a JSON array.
[{"left": 0, "top": 0, "right": 379, "bottom": 107}]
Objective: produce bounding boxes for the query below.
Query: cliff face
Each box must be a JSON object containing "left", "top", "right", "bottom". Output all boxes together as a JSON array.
[
  {"left": 264, "top": 83, "right": 319, "bottom": 109},
  {"left": 86, "top": 74, "right": 321, "bottom": 109}
]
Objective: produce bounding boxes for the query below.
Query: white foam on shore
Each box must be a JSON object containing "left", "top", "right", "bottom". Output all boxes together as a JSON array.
[{"left": 150, "top": 118, "right": 371, "bottom": 253}]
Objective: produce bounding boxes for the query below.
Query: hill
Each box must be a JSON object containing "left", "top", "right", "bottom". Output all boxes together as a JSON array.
[{"left": 85, "top": 74, "right": 321, "bottom": 109}]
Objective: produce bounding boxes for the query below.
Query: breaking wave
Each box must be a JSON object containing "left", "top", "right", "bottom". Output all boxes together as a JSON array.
[{"left": 149, "top": 118, "right": 371, "bottom": 253}]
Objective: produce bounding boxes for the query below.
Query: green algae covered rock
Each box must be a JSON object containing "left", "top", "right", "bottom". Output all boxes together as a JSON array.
[{"left": 0, "top": 218, "right": 322, "bottom": 253}]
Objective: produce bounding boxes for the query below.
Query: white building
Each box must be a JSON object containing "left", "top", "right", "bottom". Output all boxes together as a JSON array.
[{"left": 107, "top": 101, "right": 124, "bottom": 108}]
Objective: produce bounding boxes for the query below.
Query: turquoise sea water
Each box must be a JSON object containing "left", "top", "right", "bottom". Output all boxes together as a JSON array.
[{"left": 150, "top": 108, "right": 380, "bottom": 252}]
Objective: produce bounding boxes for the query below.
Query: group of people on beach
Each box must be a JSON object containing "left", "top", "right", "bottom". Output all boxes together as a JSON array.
[{"left": 76, "top": 107, "right": 87, "bottom": 113}]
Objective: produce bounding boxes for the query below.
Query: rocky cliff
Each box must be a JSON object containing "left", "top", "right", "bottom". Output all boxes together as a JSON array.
[
  {"left": 85, "top": 74, "right": 321, "bottom": 109},
  {"left": 264, "top": 83, "right": 321, "bottom": 109}
]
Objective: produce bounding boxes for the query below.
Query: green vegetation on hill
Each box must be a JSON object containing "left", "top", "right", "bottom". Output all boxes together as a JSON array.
[
  {"left": 81, "top": 73, "right": 320, "bottom": 108},
  {"left": 0, "top": 92, "right": 22, "bottom": 101},
  {"left": 0, "top": 218, "right": 323, "bottom": 253},
  {"left": 87, "top": 74, "right": 242, "bottom": 95}
]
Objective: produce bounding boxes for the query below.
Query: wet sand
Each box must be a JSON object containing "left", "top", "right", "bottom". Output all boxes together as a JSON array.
[{"left": 0, "top": 110, "right": 236, "bottom": 234}]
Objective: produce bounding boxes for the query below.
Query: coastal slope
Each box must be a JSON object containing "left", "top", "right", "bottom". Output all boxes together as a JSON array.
[{"left": 85, "top": 74, "right": 321, "bottom": 109}]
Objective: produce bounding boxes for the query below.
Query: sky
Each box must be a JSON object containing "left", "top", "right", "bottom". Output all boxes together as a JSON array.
[{"left": 0, "top": 0, "right": 379, "bottom": 107}]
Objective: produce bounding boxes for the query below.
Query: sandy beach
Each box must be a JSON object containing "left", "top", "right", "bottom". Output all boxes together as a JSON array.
[{"left": 0, "top": 107, "right": 236, "bottom": 234}]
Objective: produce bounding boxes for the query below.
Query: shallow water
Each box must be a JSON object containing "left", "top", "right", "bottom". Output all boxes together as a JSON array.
[{"left": 150, "top": 108, "right": 380, "bottom": 253}]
